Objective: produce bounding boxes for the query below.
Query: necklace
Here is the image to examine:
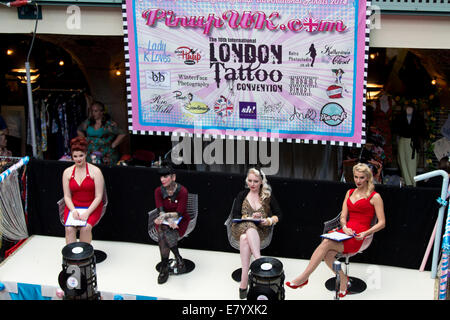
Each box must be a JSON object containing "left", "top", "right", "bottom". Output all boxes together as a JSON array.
[
  {"left": 166, "top": 182, "right": 177, "bottom": 196},
  {"left": 353, "top": 188, "right": 368, "bottom": 200}
]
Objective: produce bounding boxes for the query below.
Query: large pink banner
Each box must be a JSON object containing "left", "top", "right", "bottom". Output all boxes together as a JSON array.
[{"left": 123, "top": 0, "right": 369, "bottom": 145}]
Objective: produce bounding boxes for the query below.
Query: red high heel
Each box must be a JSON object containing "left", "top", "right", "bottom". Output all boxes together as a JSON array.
[
  {"left": 339, "top": 275, "right": 348, "bottom": 298},
  {"left": 285, "top": 279, "right": 308, "bottom": 289},
  {"left": 338, "top": 290, "right": 348, "bottom": 298}
]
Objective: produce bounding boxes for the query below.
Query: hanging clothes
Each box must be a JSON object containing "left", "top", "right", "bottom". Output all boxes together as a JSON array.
[
  {"left": 40, "top": 99, "right": 48, "bottom": 153},
  {"left": 31, "top": 91, "right": 87, "bottom": 160}
]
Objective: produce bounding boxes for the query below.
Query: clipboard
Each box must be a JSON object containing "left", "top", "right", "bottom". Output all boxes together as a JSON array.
[
  {"left": 320, "top": 231, "right": 353, "bottom": 242},
  {"left": 232, "top": 218, "right": 263, "bottom": 224},
  {"left": 65, "top": 207, "right": 88, "bottom": 227}
]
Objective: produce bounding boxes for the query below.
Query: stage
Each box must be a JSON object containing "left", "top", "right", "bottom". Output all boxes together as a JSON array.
[{"left": 0, "top": 235, "right": 435, "bottom": 300}]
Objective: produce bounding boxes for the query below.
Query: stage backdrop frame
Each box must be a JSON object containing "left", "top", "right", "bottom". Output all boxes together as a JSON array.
[{"left": 122, "top": 0, "right": 370, "bottom": 147}]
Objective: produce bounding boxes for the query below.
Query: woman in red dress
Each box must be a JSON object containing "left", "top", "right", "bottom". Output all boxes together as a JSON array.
[
  {"left": 286, "top": 163, "right": 386, "bottom": 297},
  {"left": 62, "top": 137, "right": 105, "bottom": 244}
]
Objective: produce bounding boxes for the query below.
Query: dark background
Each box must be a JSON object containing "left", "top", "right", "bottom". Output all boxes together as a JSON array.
[{"left": 27, "top": 159, "right": 442, "bottom": 271}]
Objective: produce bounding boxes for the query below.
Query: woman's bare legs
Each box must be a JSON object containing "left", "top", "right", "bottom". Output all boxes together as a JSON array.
[
  {"left": 65, "top": 226, "right": 77, "bottom": 244},
  {"left": 239, "top": 228, "right": 261, "bottom": 289},
  {"left": 290, "top": 239, "right": 344, "bottom": 287},
  {"left": 79, "top": 224, "right": 93, "bottom": 243},
  {"left": 323, "top": 250, "right": 348, "bottom": 292},
  {"left": 65, "top": 224, "right": 93, "bottom": 244}
]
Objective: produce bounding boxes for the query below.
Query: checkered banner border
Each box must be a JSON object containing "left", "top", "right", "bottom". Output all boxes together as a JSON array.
[{"left": 122, "top": 1, "right": 371, "bottom": 148}]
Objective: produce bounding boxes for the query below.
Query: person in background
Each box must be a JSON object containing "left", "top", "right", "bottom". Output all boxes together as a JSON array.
[
  {"left": 286, "top": 163, "right": 385, "bottom": 298},
  {"left": 231, "top": 167, "right": 282, "bottom": 299},
  {"left": 77, "top": 101, "right": 126, "bottom": 165},
  {"left": 0, "top": 130, "right": 12, "bottom": 157},
  {"left": 439, "top": 156, "right": 450, "bottom": 175},
  {"left": 62, "top": 137, "right": 105, "bottom": 244},
  {"left": 392, "top": 105, "right": 426, "bottom": 186},
  {"left": 0, "top": 114, "right": 8, "bottom": 136}
]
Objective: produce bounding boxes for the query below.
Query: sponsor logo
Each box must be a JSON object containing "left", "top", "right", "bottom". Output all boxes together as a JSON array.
[
  {"left": 289, "top": 107, "right": 317, "bottom": 122},
  {"left": 326, "top": 85, "right": 343, "bottom": 99},
  {"left": 320, "top": 103, "right": 347, "bottom": 126},
  {"left": 321, "top": 45, "right": 351, "bottom": 65},
  {"left": 239, "top": 102, "right": 257, "bottom": 119},
  {"left": 149, "top": 94, "right": 175, "bottom": 114},
  {"left": 145, "top": 70, "right": 170, "bottom": 89},
  {"left": 143, "top": 40, "right": 170, "bottom": 63},
  {"left": 262, "top": 101, "right": 283, "bottom": 114},
  {"left": 214, "top": 96, "right": 234, "bottom": 119},
  {"left": 175, "top": 46, "right": 202, "bottom": 65},
  {"left": 184, "top": 101, "right": 210, "bottom": 114}
]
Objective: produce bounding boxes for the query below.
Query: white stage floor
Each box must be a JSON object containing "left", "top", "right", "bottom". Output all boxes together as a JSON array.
[{"left": 0, "top": 235, "right": 436, "bottom": 300}]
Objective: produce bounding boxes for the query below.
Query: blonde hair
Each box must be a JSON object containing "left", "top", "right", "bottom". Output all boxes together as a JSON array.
[
  {"left": 246, "top": 167, "right": 272, "bottom": 201},
  {"left": 353, "top": 163, "right": 375, "bottom": 197}
]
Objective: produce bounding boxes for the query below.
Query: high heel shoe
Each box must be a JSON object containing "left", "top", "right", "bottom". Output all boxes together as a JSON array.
[
  {"left": 157, "top": 260, "right": 170, "bottom": 285},
  {"left": 285, "top": 279, "right": 308, "bottom": 289},
  {"left": 338, "top": 275, "right": 348, "bottom": 298},
  {"left": 239, "top": 288, "right": 248, "bottom": 299},
  {"left": 338, "top": 290, "right": 348, "bottom": 298}
]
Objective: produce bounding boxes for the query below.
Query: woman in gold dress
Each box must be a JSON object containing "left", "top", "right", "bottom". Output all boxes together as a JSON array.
[{"left": 231, "top": 168, "right": 282, "bottom": 299}]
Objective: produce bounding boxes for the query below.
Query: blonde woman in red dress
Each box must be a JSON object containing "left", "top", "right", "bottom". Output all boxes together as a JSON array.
[
  {"left": 62, "top": 137, "right": 105, "bottom": 244},
  {"left": 286, "top": 163, "right": 386, "bottom": 297}
]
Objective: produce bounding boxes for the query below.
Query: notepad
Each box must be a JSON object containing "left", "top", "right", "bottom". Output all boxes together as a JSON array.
[
  {"left": 232, "top": 218, "right": 263, "bottom": 224},
  {"left": 320, "top": 231, "right": 353, "bottom": 242},
  {"left": 65, "top": 207, "right": 88, "bottom": 227}
]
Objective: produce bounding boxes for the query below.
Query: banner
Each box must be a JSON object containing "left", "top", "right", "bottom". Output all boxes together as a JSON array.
[{"left": 123, "top": 0, "right": 370, "bottom": 145}]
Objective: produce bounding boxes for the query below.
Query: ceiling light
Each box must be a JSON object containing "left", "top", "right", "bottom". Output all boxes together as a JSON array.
[
  {"left": 367, "top": 83, "right": 384, "bottom": 89},
  {"left": 10, "top": 68, "right": 40, "bottom": 84}
]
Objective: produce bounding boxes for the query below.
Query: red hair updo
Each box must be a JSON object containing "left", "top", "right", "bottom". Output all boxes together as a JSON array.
[{"left": 70, "top": 137, "right": 89, "bottom": 154}]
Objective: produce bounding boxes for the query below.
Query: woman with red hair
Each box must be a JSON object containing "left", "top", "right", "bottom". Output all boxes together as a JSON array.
[{"left": 62, "top": 137, "right": 105, "bottom": 244}]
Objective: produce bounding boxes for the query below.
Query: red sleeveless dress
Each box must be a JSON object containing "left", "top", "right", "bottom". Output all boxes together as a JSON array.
[
  {"left": 63, "top": 163, "right": 103, "bottom": 227},
  {"left": 337, "top": 189, "right": 376, "bottom": 254}
]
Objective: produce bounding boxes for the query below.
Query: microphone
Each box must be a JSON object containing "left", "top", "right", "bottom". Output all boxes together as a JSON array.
[
  {"left": 333, "top": 260, "right": 342, "bottom": 300},
  {"left": 332, "top": 260, "right": 341, "bottom": 273},
  {"left": 2, "top": 0, "right": 32, "bottom": 7}
]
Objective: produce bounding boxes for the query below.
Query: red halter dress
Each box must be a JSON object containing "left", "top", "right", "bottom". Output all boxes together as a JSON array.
[
  {"left": 63, "top": 163, "right": 103, "bottom": 227},
  {"left": 337, "top": 189, "right": 376, "bottom": 254}
]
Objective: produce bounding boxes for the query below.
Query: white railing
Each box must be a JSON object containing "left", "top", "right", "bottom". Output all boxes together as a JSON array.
[
  {"left": 414, "top": 170, "right": 449, "bottom": 279},
  {"left": 0, "top": 156, "right": 30, "bottom": 184}
]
